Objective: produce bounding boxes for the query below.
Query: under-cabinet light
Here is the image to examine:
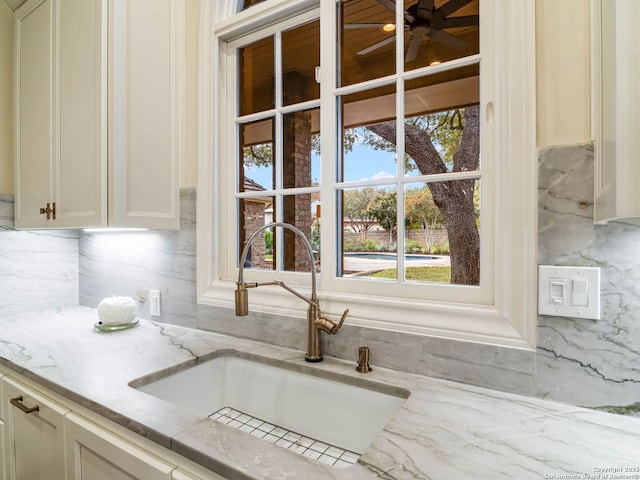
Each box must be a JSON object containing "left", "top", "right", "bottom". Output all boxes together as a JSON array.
[{"left": 82, "top": 228, "right": 148, "bottom": 233}]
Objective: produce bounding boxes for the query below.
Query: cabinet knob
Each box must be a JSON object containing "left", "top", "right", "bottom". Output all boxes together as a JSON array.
[
  {"left": 10, "top": 396, "right": 40, "bottom": 414},
  {"left": 39, "top": 202, "right": 56, "bottom": 220}
]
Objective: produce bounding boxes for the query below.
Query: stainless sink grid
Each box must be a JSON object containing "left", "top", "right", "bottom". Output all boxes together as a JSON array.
[{"left": 210, "top": 407, "right": 360, "bottom": 468}]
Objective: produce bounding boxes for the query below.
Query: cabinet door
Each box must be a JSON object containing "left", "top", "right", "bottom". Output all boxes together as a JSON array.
[
  {"left": 65, "top": 413, "right": 174, "bottom": 480},
  {"left": 0, "top": 376, "right": 5, "bottom": 480},
  {"left": 14, "top": 0, "right": 107, "bottom": 230},
  {"left": 593, "top": 0, "right": 640, "bottom": 223},
  {"left": 54, "top": 0, "right": 107, "bottom": 228},
  {"left": 172, "top": 468, "right": 228, "bottom": 480},
  {"left": 2, "top": 377, "right": 68, "bottom": 480},
  {"left": 14, "top": 0, "right": 55, "bottom": 229},
  {"left": 109, "top": 0, "right": 183, "bottom": 230},
  {"left": 0, "top": 420, "right": 6, "bottom": 480}
]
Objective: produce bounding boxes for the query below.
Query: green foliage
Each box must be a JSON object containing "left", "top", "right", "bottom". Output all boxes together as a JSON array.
[
  {"left": 366, "top": 191, "right": 397, "bottom": 239},
  {"left": 343, "top": 239, "right": 360, "bottom": 252},
  {"left": 405, "top": 239, "right": 422, "bottom": 253},
  {"left": 343, "top": 188, "right": 378, "bottom": 233},
  {"left": 368, "top": 266, "right": 451, "bottom": 283},
  {"left": 474, "top": 180, "right": 481, "bottom": 229},
  {"left": 343, "top": 238, "right": 382, "bottom": 252},
  {"left": 264, "top": 230, "right": 273, "bottom": 255},
  {"left": 362, "top": 239, "right": 381, "bottom": 251},
  {"left": 242, "top": 143, "right": 273, "bottom": 168},
  {"left": 311, "top": 219, "right": 321, "bottom": 254},
  {"left": 404, "top": 185, "right": 444, "bottom": 230},
  {"left": 416, "top": 110, "right": 465, "bottom": 168},
  {"left": 430, "top": 242, "right": 450, "bottom": 255}
]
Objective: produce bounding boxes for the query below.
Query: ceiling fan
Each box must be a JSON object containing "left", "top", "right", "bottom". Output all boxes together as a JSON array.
[{"left": 348, "top": 0, "right": 479, "bottom": 62}]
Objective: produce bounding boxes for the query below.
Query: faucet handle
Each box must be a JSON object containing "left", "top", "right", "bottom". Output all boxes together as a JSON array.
[
  {"left": 314, "top": 308, "right": 349, "bottom": 335},
  {"left": 337, "top": 308, "right": 349, "bottom": 330}
]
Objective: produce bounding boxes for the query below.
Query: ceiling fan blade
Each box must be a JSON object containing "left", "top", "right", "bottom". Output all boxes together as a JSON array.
[
  {"left": 428, "top": 28, "right": 469, "bottom": 51},
  {"left": 404, "top": 10, "right": 416, "bottom": 24},
  {"left": 345, "top": 23, "right": 390, "bottom": 29},
  {"left": 434, "top": 15, "right": 479, "bottom": 29},
  {"left": 375, "top": 0, "right": 397, "bottom": 13},
  {"left": 376, "top": 0, "right": 413, "bottom": 26},
  {"left": 415, "top": 0, "right": 435, "bottom": 20},
  {"left": 405, "top": 33, "right": 422, "bottom": 62},
  {"left": 434, "top": 0, "right": 472, "bottom": 20},
  {"left": 357, "top": 35, "right": 396, "bottom": 56}
]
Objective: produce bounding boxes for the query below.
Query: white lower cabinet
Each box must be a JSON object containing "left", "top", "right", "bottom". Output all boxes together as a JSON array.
[
  {"left": 1, "top": 377, "right": 69, "bottom": 480},
  {"left": 0, "top": 371, "right": 227, "bottom": 480},
  {"left": 0, "top": 374, "right": 4, "bottom": 480},
  {"left": 172, "top": 471, "right": 206, "bottom": 480},
  {"left": 0, "top": 420, "right": 6, "bottom": 480},
  {"left": 65, "top": 413, "right": 173, "bottom": 479}
]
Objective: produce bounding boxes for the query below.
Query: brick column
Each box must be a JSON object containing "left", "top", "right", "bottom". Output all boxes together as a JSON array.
[
  {"left": 283, "top": 110, "right": 312, "bottom": 272},
  {"left": 243, "top": 200, "right": 267, "bottom": 269}
]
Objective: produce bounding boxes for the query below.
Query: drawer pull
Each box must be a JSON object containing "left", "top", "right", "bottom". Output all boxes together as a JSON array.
[{"left": 10, "top": 396, "right": 39, "bottom": 414}]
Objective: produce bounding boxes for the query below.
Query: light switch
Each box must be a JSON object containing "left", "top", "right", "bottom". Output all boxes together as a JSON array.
[
  {"left": 538, "top": 266, "right": 600, "bottom": 320},
  {"left": 549, "top": 278, "right": 565, "bottom": 304},
  {"left": 572, "top": 278, "right": 588, "bottom": 307}
]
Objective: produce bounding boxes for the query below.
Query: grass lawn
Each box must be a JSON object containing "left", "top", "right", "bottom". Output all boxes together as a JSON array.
[{"left": 368, "top": 266, "right": 451, "bottom": 283}]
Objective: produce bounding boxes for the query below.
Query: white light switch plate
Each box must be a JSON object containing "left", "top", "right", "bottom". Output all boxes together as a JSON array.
[{"left": 538, "top": 266, "right": 600, "bottom": 319}]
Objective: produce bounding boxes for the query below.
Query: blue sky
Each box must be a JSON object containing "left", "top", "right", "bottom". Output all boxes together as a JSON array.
[{"left": 244, "top": 141, "right": 400, "bottom": 188}]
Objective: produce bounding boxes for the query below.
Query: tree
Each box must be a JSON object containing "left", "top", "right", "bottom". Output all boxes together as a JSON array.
[
  {"left": 367, "top": 190, "right": 397, "bottom": 247},
  {"left": 367, "top": 106, "right": 480, "bottom": 285},
  {"left": 342, "top": 188, "right": 378, "bottom": 239},
  {"left": 242, "top": 143, "right": 272, "bottom": 168},
  {"left": 405, "top": 186, "right": 444, "bottom": 253}
]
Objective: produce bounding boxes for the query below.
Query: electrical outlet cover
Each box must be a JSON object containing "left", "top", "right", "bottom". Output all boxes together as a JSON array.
[{"left": 538, "top": 265, "right": 600, "bottom": 320}]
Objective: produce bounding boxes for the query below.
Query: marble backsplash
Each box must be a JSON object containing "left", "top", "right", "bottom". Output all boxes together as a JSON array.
[
  {"left": 73, "top": 144, "right": 640, "bottom": 410},
  {"left": 0, "top": 195, "right": 79, "bottom": 315},
  {"left": 536, "top": 144, "right": 640, "bottom": 412},
  {"left": 79, "top": 188, "right": 198, "bottom": 328}
]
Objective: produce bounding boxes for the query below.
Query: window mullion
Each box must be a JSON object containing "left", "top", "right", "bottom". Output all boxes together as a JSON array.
[
  {"left": 226, "top": 49, "right": 238, "bottom": 278},
  {"left": 273, "top": 31, "right": 283, "bottom": 271},
  {"left": 319, "top": 0, "right": 337, "bottom": 282},
  {"left": 395, "top": 0, "right": 404, "bottom": 76},
  {"left": 274, "top": 31, "right": 283, "bottom": 195},
  {"left": 396, "top": 76, "right": 405, "bottom": 284},
  {"left": 395, "top": 0, "right": 405, "bottom": 285}
]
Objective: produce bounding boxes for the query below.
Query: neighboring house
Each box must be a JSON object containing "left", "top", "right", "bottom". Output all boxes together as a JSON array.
[{"left": 241, "top": 177, "right": 271, "bottom": 268}]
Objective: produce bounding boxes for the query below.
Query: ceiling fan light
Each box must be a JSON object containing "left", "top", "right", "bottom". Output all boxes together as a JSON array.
[{"left": 382, "top": 23, "right": 396, "bottom": 32}]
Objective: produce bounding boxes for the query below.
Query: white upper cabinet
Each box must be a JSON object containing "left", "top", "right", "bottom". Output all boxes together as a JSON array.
[
  {"left": 593, "top": 0, "right": 640, "bottom": 224},
  {"left": 14, "top": 0, "right": 183, "bottom": 230},
  {"left": 15, "top": 0, "right": 106, "bottom": 229},
  {"left": 108, "top": 0, "right": 183, "bottom": 229}
]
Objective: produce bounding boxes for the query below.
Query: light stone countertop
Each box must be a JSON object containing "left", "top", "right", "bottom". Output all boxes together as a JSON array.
[{"left": 0, "top": 306, "right": 639, "bottom": 479}]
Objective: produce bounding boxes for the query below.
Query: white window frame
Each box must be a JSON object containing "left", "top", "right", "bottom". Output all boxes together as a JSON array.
[{"left": 197, "top": 0, "right": 537, "bottom": 349}]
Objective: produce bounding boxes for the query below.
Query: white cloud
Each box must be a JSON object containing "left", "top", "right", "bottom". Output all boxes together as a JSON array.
[{"left": 360, "top": 170, "right": 394, "bottom": 181}]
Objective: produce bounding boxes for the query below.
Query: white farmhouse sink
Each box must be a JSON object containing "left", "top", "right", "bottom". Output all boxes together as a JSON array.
[{"left": 132, "top": 351, "right": 409, "bottom": 455}]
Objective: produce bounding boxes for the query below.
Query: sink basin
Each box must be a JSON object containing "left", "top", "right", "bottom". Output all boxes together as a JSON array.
[{"left": 131, "top": 351, "right": 409, "bottom": 458}]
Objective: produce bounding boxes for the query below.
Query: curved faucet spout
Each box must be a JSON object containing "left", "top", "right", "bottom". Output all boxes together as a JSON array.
[
  {"left": 235, "top": 222, "right": 347, "bottom": 362},
  {"left": 237, "top": 222, "right": 317, "bottom": 302}
]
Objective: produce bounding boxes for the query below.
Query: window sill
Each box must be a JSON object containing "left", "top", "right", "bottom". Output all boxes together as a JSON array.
[{"left": 198, "top": 280, "right": 535, "bottom": 351}]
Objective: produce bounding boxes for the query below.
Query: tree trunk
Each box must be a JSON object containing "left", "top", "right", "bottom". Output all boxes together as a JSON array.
[{"left": 367, "top": 106, "right": 480, "bottom": 285}]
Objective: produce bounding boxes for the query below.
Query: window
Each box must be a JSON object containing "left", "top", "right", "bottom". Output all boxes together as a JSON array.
[{"left": 198, "top": 0, "right": 537, "bottom": 349}]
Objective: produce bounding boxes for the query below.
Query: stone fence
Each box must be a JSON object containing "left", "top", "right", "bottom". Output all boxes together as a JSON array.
[{"left": 343, "top": 228, "right": 449, "bottom": 252}]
